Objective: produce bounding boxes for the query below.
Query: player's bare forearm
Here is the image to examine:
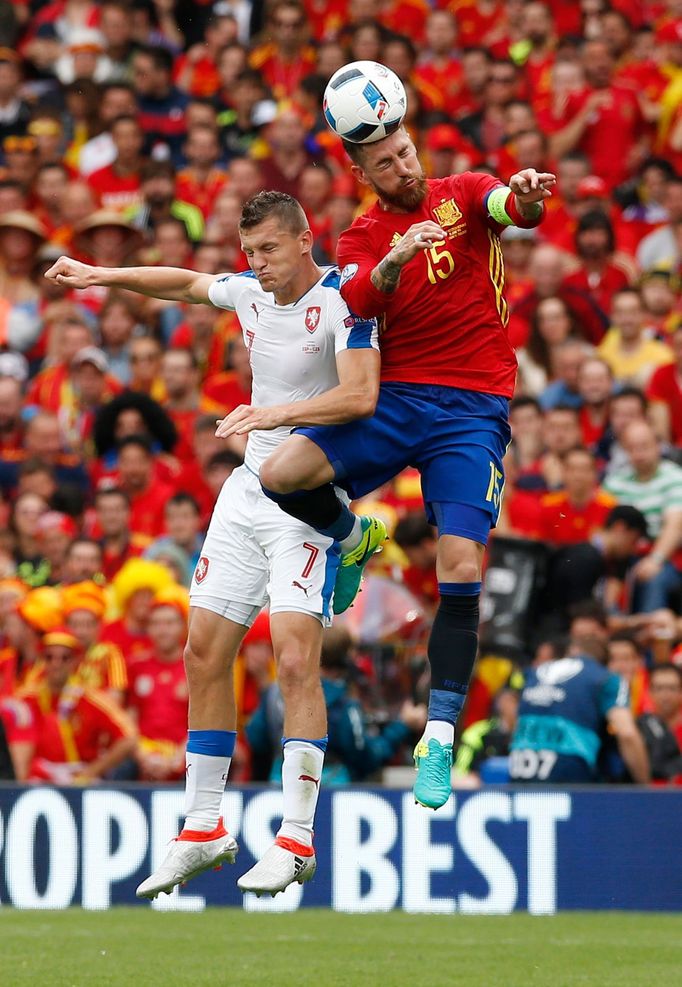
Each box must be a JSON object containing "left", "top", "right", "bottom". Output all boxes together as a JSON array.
[
  {"left": 370, "top": 253, "right": 404, "bottom": 294},
  {"left": 216, "top": 350, "right": 381, "bottom": 436},
  {"left": 368, "top": 221, "right": 448, "bottom": 295},
  {"left": 44, "top": 256, "right": 215, "bottom": 304}
]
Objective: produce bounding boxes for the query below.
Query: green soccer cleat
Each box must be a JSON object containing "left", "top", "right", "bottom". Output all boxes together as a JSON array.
[
  {"left": 332, "top": 516, "right": 388, "bottom": 615},
  {"left": 413, "top": 738, "right": 453, "bottom": 810}
]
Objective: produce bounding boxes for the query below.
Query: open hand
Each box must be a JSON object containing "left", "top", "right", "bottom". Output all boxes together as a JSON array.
[{"left": 215, "top": 404, "right": 286, "bottom": 438}]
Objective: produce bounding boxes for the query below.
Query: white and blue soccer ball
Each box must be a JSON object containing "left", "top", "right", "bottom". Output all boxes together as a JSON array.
[{"left": 323, "top": 61, "right": 407, "bottom": 144}]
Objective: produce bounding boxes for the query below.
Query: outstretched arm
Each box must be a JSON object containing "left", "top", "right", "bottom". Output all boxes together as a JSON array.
[{"left": 44, "top": 256, "right": 218, "bottom": 305}]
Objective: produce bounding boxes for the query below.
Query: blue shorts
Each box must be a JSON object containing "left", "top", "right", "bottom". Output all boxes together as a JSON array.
[{"left": 296, "top": 382, "right": 511, "bottom": 544}]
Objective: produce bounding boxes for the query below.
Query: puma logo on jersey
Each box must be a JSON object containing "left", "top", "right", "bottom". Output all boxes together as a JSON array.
[
  {"left": 292, "top": 580, "right": 310, "bottom": 596},
  {"left": 251, "top": 303, "right": 262, "bottom": 321}
]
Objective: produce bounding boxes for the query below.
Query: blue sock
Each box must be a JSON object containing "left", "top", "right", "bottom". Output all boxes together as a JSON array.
[{"left": 186, "top": 729, "right": 237, "bottom": 757}]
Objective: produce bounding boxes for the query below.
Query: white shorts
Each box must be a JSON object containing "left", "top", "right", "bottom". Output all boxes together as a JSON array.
[{"left": 189, "top": 465, "right": 340, "bottom": 627}]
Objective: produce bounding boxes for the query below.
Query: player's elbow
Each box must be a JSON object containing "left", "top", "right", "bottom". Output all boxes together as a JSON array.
[{"left": 350, "top": 380, "right": 379, "bottom": 419}]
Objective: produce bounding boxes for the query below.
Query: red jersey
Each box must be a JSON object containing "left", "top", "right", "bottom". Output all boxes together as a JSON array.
[
  {"left": 88, "top": 165, "right": 142, "bottom": 212},
  {"left": 537, "top": 489, "right": 617, "bottom": 545},
  {"left": 562, "top": 264, "right": 630, "bottom": 319},
  {"left": 100, "top": 619, "right": 154, "bottom": 668},
  {"left": 129, "top": 480, "right": 176, "bottom": 537},
  {"left": 22, "top": 681, "right": 134, "bottom": 778},
  {"left": 128, "top": 654, "right": 188, "bottom": 745},
  {"left": 561, "top": 86, "right": 643, "bottom": 190},
  {"left": 646, "top": 363, "right": 682, "bottom": 445},
  {"left": 338, "top": 174, "right": 534, "bottom": 398}
]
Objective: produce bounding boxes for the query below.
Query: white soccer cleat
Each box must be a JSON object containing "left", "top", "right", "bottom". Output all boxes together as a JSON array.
[
  {"left": 237, "top": 837, "right": 316, "bottom": 898},
  {"left": 136, "top": 820, "right": 238, "bottom": 900}
]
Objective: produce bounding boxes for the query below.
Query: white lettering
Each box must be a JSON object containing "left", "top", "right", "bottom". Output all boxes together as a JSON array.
[
  {"left": 402, "top": 793, "right": 455, "bottom": 913},
  {"left": 457, "top": 793, "right": 517, "bottom": 914},
  {"left": 5, "top": 790, "right": 78, "bottom": 908},
  {"left": 514, "top": 793, "right": 571, "bottom": 915},
  {"left": 82, "top": 791, "right": 148, "bottom": 910},
  {"left": 332, "top": 792, "right": 399, "bottom": 912}
]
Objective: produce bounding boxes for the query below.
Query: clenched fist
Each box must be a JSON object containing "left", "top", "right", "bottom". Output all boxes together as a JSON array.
[{"left": 44, "top": 256, "right": 98, "bottom": 289}]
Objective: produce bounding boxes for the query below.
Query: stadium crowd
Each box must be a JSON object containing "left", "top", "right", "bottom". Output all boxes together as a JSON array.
[{"left": 1, "top": 0, "right": 682, "bottom": 787}]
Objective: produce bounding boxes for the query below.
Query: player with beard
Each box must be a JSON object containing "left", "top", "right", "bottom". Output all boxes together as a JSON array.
[{"left": 234, "top": 126, "right": 555, "bottom": 809}]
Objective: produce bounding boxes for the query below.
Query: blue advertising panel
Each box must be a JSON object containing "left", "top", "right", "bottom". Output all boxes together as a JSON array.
[{"left": 0, "top": 785, "right": 681, "bottom": 913}]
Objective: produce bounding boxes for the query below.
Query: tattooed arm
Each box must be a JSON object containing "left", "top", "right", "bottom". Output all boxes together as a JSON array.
[{"left": 369, "top": 220, "right": 447, "bottom": 295}]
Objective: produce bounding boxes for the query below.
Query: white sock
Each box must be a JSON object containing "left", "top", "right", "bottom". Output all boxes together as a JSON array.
[
  {"left": 183, "top": 751, "right": 232, "bottom": 832},
  {"left": 339, "top": 515, "right": 363, "bottom": 553},
  {"left": 423, "top": 720, "right": 455, "bottom": 746},
  {"left": 277, "top": 740, "right": 325, "bottom": 847}
]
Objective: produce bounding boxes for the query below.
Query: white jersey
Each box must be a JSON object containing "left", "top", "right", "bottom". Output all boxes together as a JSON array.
[{"left": 207, "top": 267, "right": 379, "bottom": 472}]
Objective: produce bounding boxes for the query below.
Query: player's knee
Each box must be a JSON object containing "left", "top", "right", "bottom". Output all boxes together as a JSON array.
[
  {"left": 259, "top": 457, "right": 294, "bottom": 494},
  {"left": 444, "top": 560, "right": 481, "bottom": 584},
  {"left": 277, "top": 647, "right": 318, "bottom": 697},
  {"left": 183, "top": 640, "right": 233, "bottom": 680}
]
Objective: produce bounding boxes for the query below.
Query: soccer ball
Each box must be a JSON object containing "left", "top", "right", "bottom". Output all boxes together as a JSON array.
[{"left": 323, "top": 61, "right": 407, "bottom": 144}]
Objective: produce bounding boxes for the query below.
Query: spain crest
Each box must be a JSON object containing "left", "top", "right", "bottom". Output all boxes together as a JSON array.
[
  {"left": 433, "top": 198, "right": 463, "bottom": 227},
  {"left": 305, "top": 306, "right": 321, "bottom": 333}
]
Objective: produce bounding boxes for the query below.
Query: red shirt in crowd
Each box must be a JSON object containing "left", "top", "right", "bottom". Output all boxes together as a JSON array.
[
  {"left": 560, "top": 86, "right": 643, "bottom": 190},
  {"left": 338, "top": 173, "right": 537, "bottom": 398},
  {"left": 100, "top": 620, "right": 154, "bottom": 669},
  {"left": 128, "top": 480, "right": 176, "bottom": 537},
  {"left": 562, "top": 264, "right": 630, "bottom": 318},
  {"left": 127, "top": 655, "right": 188, "bottom": 745},
  {"left": 537, "top": 489, "right": 617, "bottom": 545},
  {"left": 646, "top": 363, "right": 682, "bottom": 445},
  {"left": 87, "top": 166, "right": 142, "bottom": 212},
  {"left": 21, "top": 681, "right": 133, "bottom": 778}
]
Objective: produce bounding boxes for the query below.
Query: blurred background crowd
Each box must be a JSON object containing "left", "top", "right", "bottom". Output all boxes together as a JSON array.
[{"left": 1, "top": 0, "right": 682, "bottom": 789}]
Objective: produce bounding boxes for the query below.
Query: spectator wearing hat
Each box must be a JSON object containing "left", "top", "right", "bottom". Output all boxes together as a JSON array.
[
  {"left": 63, "top": 580, "right": 127, "bottom": 704},
  {"left": 102, "top": 557, "right": 173, "bottom": 666},
  {"left": 93, "top": 487, "right": 152, "bottom": 582},
  {"left": 0, "top": 212, "right": 47, "bottom": 322},
  {"left": 131, "top": 45, "right": 189, "bottom": 163},
  {"left": 19, "top": 626, "right": 136, "bottom": 784},
  {"left": 127, "top": 586, "right": 190, "bottom": 780},
  {"left": 1, "top": 586, "right": 63, "bottom": 696},
  {"left": 54, "top": 28, "right": 113, "bottom": 85},
  {"left": 87, "top": 115, "right": 146, "bottom": 214},
  {"left": 74, "top": 208, "right": 143, "bottom": 269},
  {"left": 598, "top": 288, "right": 674, "bottom": 389},
  {"left": 563, "top": 211, "right": 632, "bottom": 318},
  {"left": 647, "top": 325, "right": 682, "bottom": 445},
  {"left": 126, "top": 160, "right": 204, "bottom": 243},
  {"left": 35, "top": 510, "right": 79, "bottom": 585},
  {"left": 61, "top": 345, "right": 124, "bottom": 451}
]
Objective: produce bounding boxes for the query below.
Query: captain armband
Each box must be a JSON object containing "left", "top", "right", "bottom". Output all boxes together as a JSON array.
[{"left": 486, "top": 187, "right": 543, "bottom": 228}]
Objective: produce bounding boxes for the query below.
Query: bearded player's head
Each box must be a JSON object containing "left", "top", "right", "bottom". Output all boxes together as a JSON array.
[
  {"left": 343, "top": 127, "right": 427, "bottom": 211},
  {"left": 239, "top": 190, "right": 313, "bottom": 295}
]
